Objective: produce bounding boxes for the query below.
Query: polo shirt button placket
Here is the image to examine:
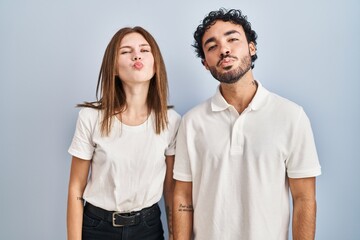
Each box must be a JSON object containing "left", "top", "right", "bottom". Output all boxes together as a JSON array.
[{"left": 230, "top": 113, "right": 247, "bottom": 157}]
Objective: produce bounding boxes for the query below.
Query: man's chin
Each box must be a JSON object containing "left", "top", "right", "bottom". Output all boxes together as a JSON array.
[{"left": 222, "top": 66, "right": 233, "bottom": 71}]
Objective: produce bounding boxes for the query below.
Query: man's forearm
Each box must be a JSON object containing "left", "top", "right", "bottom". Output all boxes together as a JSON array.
[
  {"left": 173, "top": 200, "right": 193, "bottom": 240},
  {"left": 292, "top": 198, "right": 317, "bottom": 240},
  {"left": 173, "top": 180, "right": 193, "bottom": 240}
]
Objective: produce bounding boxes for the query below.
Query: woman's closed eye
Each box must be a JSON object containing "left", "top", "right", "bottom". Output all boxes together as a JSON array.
[{"left": 140, "top": 48, "right": 151, "bottom": 53}]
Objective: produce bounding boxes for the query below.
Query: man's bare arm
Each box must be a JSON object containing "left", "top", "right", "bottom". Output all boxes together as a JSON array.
[
  {"left": 173, "top": 180, "right": 193, "bottom": 240},
  {"left": 289, "top": 177, "right": 317, "bottom": 240}
]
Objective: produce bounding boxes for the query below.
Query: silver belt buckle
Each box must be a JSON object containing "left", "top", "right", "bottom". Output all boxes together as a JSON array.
[{"left": 112, "top": 212, "right": 124, "bottom": 227}]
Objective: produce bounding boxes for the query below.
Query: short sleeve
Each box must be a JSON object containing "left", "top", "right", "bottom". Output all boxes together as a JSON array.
[
  {"left": 165, "top": 109, "right": 181, "bottom": 156},
  {"left": 286, "top": 109, "right": 321, "bottom": 178},
  {"left": 173, "top": 118, "right": 193, "bottom": 182},
  {"left": 68, "top": 108, "right": 96, "bottom": 160}
]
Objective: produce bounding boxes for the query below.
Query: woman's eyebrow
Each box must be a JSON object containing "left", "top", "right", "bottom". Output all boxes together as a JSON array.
[{"left": 120, "top": 43, "right": 150, "bottom": 49}]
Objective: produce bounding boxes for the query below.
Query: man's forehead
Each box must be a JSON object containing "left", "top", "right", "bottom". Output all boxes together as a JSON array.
[{"left": 202, "top": 21, "right": 244, "bottom": 43}]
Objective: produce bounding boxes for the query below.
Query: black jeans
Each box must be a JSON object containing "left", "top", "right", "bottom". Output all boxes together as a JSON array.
[{"left": 82, "top": 203, "right": 164, "bottom": 240}]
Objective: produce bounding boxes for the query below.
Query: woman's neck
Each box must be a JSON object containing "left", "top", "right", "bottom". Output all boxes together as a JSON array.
[{"left": 118, "top": 82, "right": 150, "bottom": 126}]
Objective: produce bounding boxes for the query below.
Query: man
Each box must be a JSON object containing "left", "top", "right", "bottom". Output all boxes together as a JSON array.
[{"left": 173, "top": 9, "right": 321, "bottom": 240}]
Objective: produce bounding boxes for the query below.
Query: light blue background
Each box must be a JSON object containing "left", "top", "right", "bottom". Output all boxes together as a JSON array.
[{"left": 1, "top": 0, "right": 359, "bottom": 239}]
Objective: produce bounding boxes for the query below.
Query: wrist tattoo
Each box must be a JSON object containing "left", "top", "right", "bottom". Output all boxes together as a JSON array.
[
  {"left": 178, "top": 203, "right": 193, "bottom": 212},
  {"left": 76, "top": 197, "right": 84, "bottom": 202},
  {"left": 166, "top": 206, "right": 173, "bottom": 234},
  {"left": 166, "top": 206, "right": 172, "bottom": 219}
]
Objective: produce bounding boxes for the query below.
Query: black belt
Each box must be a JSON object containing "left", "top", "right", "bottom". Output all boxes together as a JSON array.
[{"left": 84, "top": 202, "right": 158, "bottom": 227}]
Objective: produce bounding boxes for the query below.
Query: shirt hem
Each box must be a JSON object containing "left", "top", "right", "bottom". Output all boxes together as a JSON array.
[
  {"left": 287, "top": 168, "right": 321, "bottom": 178},
  {"left": 68, "top": 149, "right": 92, "bottom": 160},
  {"left": 173, "top": 172, "right": 192, "bottom": 182}
]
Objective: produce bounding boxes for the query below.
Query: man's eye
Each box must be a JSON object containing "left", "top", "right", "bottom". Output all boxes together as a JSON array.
[
  {"left": 208, "top": 45, "right": 216, "bottom": 51},
  {"left": 229, "top": 38, "right": 239, "bottom": 42}
]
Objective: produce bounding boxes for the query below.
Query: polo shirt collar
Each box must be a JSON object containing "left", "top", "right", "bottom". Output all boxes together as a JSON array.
[
  {"left": 211, "top": 86, "right": 231, "bottom": 111},
  {"left": 211, "top": 81, "right": 269, "bottom": 112},
  {"left": 248, "top": 81, "right": 269, "bottom": 111}
]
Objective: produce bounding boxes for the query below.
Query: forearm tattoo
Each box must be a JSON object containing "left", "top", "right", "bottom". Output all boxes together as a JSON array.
[
  {"left": 76, "top": 196, "right": 84, "bottom": 202},
  {"left": 178, "top": 203, "right": 193, "bottom": 212}
]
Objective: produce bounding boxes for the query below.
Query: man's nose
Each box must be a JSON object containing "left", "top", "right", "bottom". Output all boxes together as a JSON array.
[{"left": 219, "top": 43, "right": 230, "bottom": 57}]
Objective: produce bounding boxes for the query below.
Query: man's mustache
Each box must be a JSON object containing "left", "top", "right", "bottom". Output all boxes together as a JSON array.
[{"left": 217, "top": 55, "right": 238, "bottom": 67}]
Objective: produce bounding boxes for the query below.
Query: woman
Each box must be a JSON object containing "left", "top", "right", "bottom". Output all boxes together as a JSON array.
[{"left": 67, "top": 26, "right": 180, "bottom": 240}]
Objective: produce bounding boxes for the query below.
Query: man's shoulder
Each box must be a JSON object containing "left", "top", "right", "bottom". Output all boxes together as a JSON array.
[
  {"left": 182, "top": 98, "right": 212, "bottom": 121},
  {"left": 265, "top": 89, "right": 302, "bottom": 110},
  {"left": 264, "top": 91, "right": 306, "bottom": 122}
]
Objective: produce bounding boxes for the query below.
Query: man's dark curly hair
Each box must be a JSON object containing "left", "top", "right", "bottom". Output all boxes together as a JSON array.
[{"left": 193, "top": 8, "right": 258, "bottom": 69}]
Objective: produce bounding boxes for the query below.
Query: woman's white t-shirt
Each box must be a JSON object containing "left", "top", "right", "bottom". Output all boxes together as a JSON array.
[{"left": 68, "top": 107, "right": 181, "bottom": 212}]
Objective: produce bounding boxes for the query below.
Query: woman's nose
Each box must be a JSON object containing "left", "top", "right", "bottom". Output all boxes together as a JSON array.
[
  {"left": 132, "top": 49, "right": 142, "bottom": 61},
  {"left": 132, "top": 55, "right": 141, "bottom": 61}
]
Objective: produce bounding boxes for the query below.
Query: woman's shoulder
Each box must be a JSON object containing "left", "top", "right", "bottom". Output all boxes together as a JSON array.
[
  {"left": 167, "top": 108, "right": 181, "bottom": 122},
  {"left": 79, "top": 106, "right": 100, "bottom": 115},
  {"left": 77, "top": 107, "right": 102, "bottom": 122}
]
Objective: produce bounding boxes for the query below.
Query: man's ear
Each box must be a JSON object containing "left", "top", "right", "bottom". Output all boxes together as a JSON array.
[
  {"left": 249, "top": 42, "right": 256, "bottom": 56},
  {"left": 202, "top": 59, "right": 209, "bottom": 70}
]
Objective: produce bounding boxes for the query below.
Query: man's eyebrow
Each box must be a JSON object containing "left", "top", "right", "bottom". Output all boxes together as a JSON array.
[
  {"left": 203, "top": 30, "right": 241, "bottom": 47},
  {"left": 203, "top": 37, "right": 216, "bottom": 47},
  {"left": 224, "top": 30, "right": 241, "bottom": 36}
]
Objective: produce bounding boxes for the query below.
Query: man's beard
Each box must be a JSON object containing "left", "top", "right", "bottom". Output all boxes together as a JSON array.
[{"left": 208, "top": 54, "right": 252, "bottom": 84}]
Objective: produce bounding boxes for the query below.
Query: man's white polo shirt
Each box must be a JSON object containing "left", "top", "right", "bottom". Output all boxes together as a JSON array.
[{"left": 174, "top": 82, "right": 321, "bottom": 240}]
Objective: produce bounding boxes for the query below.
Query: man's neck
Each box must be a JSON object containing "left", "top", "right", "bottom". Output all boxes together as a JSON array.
[{"left": 219, "top": 71, "right": 257, "bottom": 114}]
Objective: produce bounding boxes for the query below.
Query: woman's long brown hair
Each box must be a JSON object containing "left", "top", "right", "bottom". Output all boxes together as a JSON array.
[{"left": 78, "top": 26, "right": 169, "bottom": 135}]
